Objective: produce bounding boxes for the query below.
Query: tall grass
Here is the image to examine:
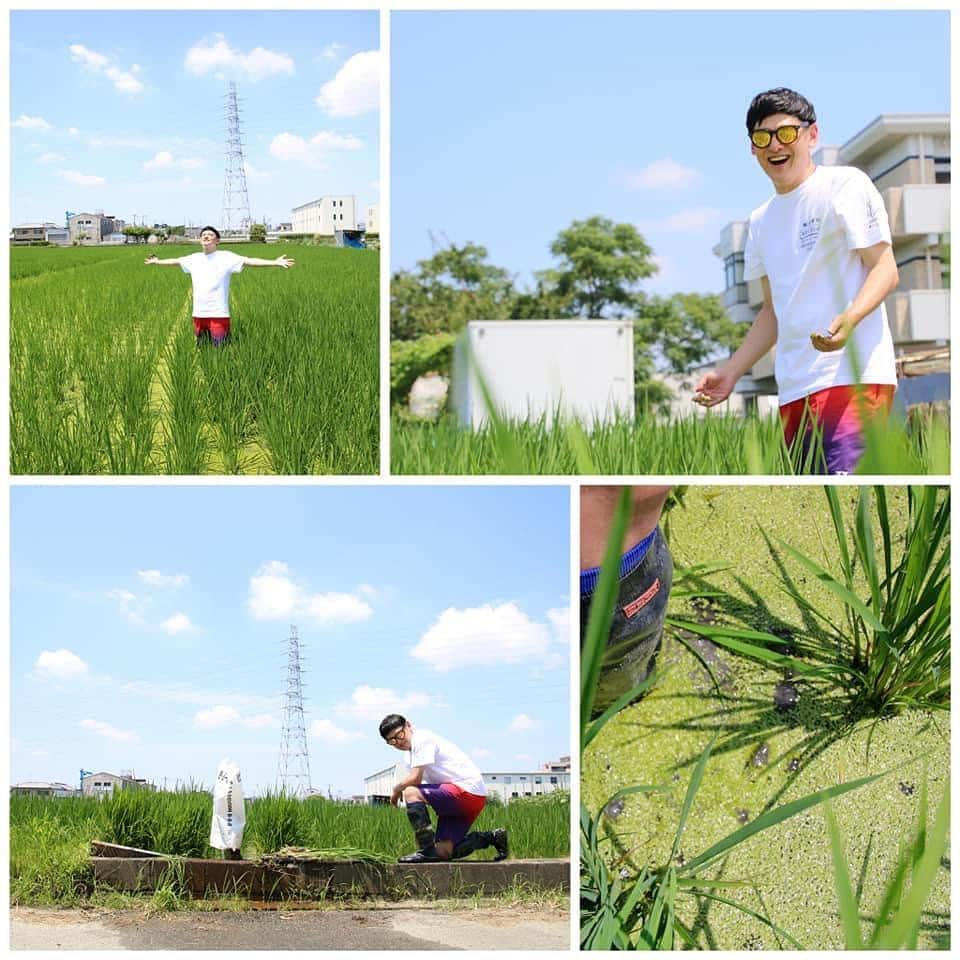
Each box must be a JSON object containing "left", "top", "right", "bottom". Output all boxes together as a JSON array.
[
  {"left": 10, "top": 244, "right": 378, "bottom": 475},
  {"left": 671, "top": 486, "right": 950, "bottom": 716},
  {"left": 392, "top": 409, "right": 949, "bottom": 475},
  {"left": 10, "top": 790, "right": 568, "bottom": 906}
]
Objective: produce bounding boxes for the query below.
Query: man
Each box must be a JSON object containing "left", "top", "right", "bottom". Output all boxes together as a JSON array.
[
  {"left": 580, "top": 486, "right": 673, "bottom": 717},
  {"left": 694, "top": 88, "right": 899, "bottom": 474},
  {"left": 144, "top": 225, "right": 295, "bottom": 346},
  {"left": 379, "top": 714, "right": 508, "bottom": 864}
]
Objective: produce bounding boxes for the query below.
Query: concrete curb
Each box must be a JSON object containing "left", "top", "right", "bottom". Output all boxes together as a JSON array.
[{"left": 90, "top": 856, "right": 570, "bottom": 899}]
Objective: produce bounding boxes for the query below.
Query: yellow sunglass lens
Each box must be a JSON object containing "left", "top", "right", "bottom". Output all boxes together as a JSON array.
[
  {"left": 777, "top": 127, "right": 798, "bottom": 144},
  {"left": 752, "top": 131, "right": 772, "bottom": 148}
]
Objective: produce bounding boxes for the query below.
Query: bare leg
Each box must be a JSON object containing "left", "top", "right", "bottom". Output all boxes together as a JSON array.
[{"left": 581, "top": 486, "right": 672, "bottom": 569}]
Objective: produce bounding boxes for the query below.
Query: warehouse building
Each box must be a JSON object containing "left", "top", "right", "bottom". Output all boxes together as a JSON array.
[
  {"left": 292, "top": 195, "right": 357, "bottom": 235},
  {"left": 363, "top": 756, "right": 570, "bottom": 805}
]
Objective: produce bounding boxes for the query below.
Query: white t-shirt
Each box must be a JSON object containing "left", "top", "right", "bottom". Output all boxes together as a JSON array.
[
  {"left": 179, "top": 250, "right": 245, "bottom": 317},
  {"left": 743, "top": 165, "right": 897, "bottom": 405},
  {"left": 409, "top": 727, "right": 486, "bottom": 796}
]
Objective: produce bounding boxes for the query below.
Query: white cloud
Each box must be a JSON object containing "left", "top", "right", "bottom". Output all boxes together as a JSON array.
[
  {"left": 546, "top": 606, "right": 570, "bottom": 644},
  {"left": 69, "top": 44, "right": 143, "bottom": 95},
  {"left": 107, "top": 587, "right": 143, "bottom": 624},
  {"left": 515, "top": 753, "right": 532, "bottom": 763},
  {"left": 320, "top": 42, "right": 345, "bottom": 60},
  {"left": 193, "top": 705, "right": 276, "bottom": 730},
  {"left": 335, "top": 685, "right": 432, "bottom": 723},
  {"left": 185, "top": 35, "right": 294, "bottom": 82},
  {"left": 242, "top": 160, "right": 269, "bottom": 181},
  {"left": 268, "top": 130, "right": 363, "bottom": 169},
  {"left": 13, "top": 115, "right": 51, "bottom": 131},
  {"left": 58, "top": 169, "right": 106, "bottom": 186},
  {"left": 68, "top": 127, "right": 79, "bottom": 136},
  {"left": 180, "top": 157, "right": 204, "bottom": 170},
  {"left": 35, "top": 648, "right": 88, "bottom": 679},
  {"left": 248, "top": 561, "right": 373, "bottom": 625},
  {"left": 471, "top": 747, "right": 493, "bottom": 760},
  {"left": 311, "top": 719, "right": 365, "bottom": 744},
  {"left": 38, "top": 152, "right": 64, "bottom": 164},
  {"left": 509, "top": 714, "right": 535, "bottom": 733},
  {"left": 161, "top": 613, "right": 193, "bottom": 635},
  {"left": 138, "top": 569, "right": 189, "bottom": 587},
  {"left": 637, "top": 207, "right": 723, "bottom": 234},
  {"left": 411, "top": 603, "right": 551, "bottom": 672},
  {"left": 143, "top": 151, "right": 174, "bottom": 171},
  {"left": 119, "top": 680, "right": 275, "bottom": 711},
  {"left": 80, "top": 718, "right": 139, "bottom": 743},
  {"left": 316, "top": 50, "right": 379, "bottom": 117},
  {"left": 627, "top": 158, "right": 701, "bottom": 191}
]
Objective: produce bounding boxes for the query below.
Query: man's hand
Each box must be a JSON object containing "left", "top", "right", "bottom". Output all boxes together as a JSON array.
[
  {"left": 390, "top": 785, "right": 403, "bottom": 807},
  {"left": 276, "top": 256, "right": 295, "bottom": 269},
  {"left": 811, "top": 313, "right": 855, "bottom": 353},
  {"left": 692, "top": 368, "right": 737, "bottom": 408},
  {"left": 144, "top": 255, "right": 158, "bottom": 265}
]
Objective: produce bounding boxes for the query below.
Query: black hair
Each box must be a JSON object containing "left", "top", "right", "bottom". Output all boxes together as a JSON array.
[
  {"left": 746, "top": 88, "right": 816, "bottom": 133},
  {"left": 200, "top": 225, "right": 221, "bottom": 239},
  {"left": 379, "top": 714, "right": 406, "bottom": 739}
]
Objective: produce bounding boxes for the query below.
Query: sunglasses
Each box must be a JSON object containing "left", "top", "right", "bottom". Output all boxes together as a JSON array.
[
  {"left": 385, "top": 729, "right": 406, "bottom": 745},
  {"left": 750, "top": 123, "right": 811, "bottom": 149}
]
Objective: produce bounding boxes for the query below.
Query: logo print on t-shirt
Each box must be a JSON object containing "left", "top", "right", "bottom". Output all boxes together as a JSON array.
[
  {"left": 865, "top": 199, "right": 879, "bottom": 232},
  {"left": 798, "top": 217, "right": 822, "bottom": 251}
]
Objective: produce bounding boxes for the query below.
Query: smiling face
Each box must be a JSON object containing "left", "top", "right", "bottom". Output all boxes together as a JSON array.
[
  {"left": 384, "top": 722, "right": 412, "bottom": 752},
  {"left": 200, "top": 229, "right": 220, "bottom": 253},
  {"left": 751, "top": 112, "right": 818, "bottom": 195}
]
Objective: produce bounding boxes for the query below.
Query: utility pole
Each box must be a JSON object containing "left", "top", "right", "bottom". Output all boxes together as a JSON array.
[
  {"left": 222, "top": 82, "right": 252, "bottom": 237},
  {"left": 277, "top": 625, "right": 312, "bottom": 797}
]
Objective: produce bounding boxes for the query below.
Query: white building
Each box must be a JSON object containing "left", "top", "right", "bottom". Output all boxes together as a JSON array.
[
  {"left": 81, "top": 771, "right": 154, "bottom": 798},
  {"left": 364, "top": 757, "right": 571, "bottom": 805},
  {"left": 68, "top": 212, "right": 124, "bottom": 245},
  {"left": 713, "top": 113, "right": 950, "bottom": 407},
  {"left": 292, "top": 196, "right": 357, "bottom": 235}
]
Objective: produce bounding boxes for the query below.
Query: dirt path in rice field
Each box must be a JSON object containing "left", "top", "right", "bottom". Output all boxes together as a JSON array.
[{"left": 11, "top": 903, "right": 570, "bottom": 951}]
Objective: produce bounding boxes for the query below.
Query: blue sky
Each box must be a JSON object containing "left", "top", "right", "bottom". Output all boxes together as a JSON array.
[
  {"left": 11, "top": 11, "right": 379, "bottom": 228},
  {"left": 392, "top": 10, "right": 949, "bottom": 296},
  {"left": 11, "top": 486, "right": 570, "bottom": 798}
]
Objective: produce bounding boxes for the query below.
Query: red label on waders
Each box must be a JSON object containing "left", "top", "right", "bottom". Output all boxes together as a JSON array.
[{"left": 622, "top": 578, "right": 660, "bottom": 618}]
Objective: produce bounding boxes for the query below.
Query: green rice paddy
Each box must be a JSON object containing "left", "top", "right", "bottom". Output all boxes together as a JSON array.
[
  {"left": 10, "top": 244, "right": 379, "bottom": 475},
  {"left": 10, "top": 790, "right": 569, "bottom": 906}
]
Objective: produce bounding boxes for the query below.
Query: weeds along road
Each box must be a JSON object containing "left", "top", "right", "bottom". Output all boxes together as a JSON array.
[{"left": 11, "top": 904, "right": 570, "bottom": 951}]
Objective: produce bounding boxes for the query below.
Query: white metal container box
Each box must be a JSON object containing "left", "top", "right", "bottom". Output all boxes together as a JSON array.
[{"left": 453, "top": 320, "right": 634, "bottom": 429}]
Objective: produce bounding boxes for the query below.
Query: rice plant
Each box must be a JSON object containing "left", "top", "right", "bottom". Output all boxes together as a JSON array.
[
  {"left": 671, "top": 486, "right": 950, "bottom": 716},
  {"left": 10, "top": 244, "right": 378, "bottom": 475},
  {"left": 825, "top": 780, "right": 950, "bottom": 949},
  {"left": 391, "top": 409, "right": 949, "bottom": 475}
]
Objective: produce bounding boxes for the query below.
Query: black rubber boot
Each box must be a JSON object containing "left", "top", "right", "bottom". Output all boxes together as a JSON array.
[
  {"left": 451, "top": 827, "right": 509, "bottom": 861},
  {"left": 400, "top": 801, "right": 439, "bottom": 862},
  {"left": 581, "top": 526, "right": 673, "bottom": 717}
]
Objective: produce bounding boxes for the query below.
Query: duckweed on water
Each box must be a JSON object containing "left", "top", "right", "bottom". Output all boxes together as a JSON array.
[{"left": 583, "top": 486, "right": 950, "bottom": 950}]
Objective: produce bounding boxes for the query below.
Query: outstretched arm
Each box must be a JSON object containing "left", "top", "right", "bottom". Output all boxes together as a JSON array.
[
  {"left": 241, "top": 255, "right": 296, "bottom": 269},
  {"left": 144, "top": 255, "right": 182, "bottom": 266},
  {"left": 810, "top": 242, "right": 898, "bottom": 352},
  {"left": 693, "top": 276, "right": 778, "bottom": 407}
]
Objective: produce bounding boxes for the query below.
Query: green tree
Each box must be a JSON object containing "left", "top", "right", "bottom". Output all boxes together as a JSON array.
[
  {"left": 634, "top": 292, "right": 747, "bottom": 415},
  {"left": 249, "top": 223, "right": 267, "bottom": 243},
  {"left": 539, "top": 216, "right": 657, "bottom": 318},
  {"left": 391, "top": 242, "right": 516, "bottom": 340}
]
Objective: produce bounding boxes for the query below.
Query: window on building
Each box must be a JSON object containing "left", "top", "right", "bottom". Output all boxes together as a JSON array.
[
  {"left": 535, "top": 777, "right": 542, "bottom": 784},
  {"left": 550, "top": 776, "right": 558, "bottom": 784},
  {"left": 504, "top": 776, "right": 512, "bottom": 784}
]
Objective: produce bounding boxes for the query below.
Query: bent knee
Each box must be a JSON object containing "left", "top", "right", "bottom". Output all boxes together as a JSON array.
[{"left": 402, "top": 785, "right": 425, "bottom": 804}]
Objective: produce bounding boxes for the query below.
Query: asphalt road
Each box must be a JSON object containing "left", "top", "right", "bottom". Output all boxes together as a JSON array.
[{"left": 11, "top": 905, "right": 570, "bottom": 951}]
